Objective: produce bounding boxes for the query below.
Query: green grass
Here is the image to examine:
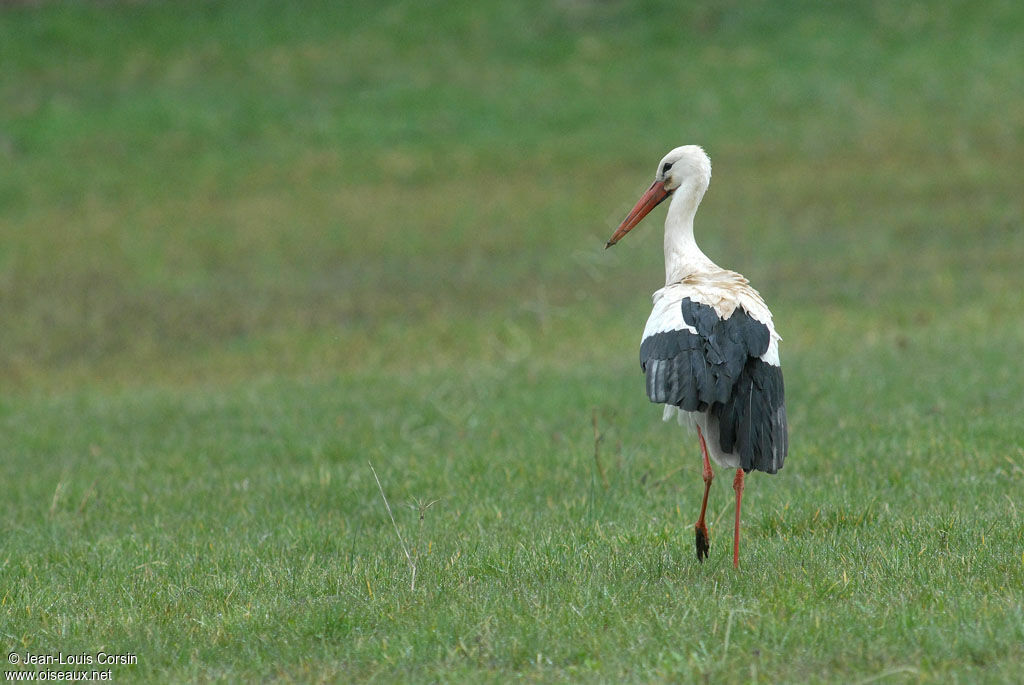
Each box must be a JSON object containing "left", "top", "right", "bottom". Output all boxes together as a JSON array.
[{"left": 2, "top": 0, "right": 1024, "bottom": 682}]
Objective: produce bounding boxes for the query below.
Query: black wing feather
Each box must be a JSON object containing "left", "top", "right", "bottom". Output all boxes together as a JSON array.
[{"left": 639, "top": 297, "right": 787, "bottom": 474}]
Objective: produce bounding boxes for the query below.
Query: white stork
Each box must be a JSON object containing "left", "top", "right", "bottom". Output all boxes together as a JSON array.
[{"left": 606, "top": 145, "right": 787, "bottom": 568}]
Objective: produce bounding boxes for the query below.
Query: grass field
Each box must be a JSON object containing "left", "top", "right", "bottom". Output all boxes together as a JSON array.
[{"left": 2, "top": 1, "right": 1024, "bottom": 682}]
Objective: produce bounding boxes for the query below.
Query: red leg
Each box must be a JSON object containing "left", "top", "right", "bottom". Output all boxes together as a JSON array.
[
  {"left": 732, "top": 468, "right": 745, "bottom": 569},
  {"left": 695, "top": 425, "right": 714, "bottom": 562}
]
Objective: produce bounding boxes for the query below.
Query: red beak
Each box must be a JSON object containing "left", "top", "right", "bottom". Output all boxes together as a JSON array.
[{"left": 605, "top": 180, "right": 672, "bottom": 248}]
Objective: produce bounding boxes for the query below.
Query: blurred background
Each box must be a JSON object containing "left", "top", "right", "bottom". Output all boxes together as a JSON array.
[{"left": 2, "top": 0, "right": 1020, "bottom": 393}]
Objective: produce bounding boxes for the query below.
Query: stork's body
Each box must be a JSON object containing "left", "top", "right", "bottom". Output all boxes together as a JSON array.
[{"left": 606, "top": 146, "right": 787, "bottom": 568}]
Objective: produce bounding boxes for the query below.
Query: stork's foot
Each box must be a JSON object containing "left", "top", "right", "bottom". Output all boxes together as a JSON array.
[{"left": 695, "top": 521, "right": 709, "bottom": 562}]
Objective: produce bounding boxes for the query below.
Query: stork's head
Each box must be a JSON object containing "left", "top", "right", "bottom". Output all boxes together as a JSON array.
[{"left": 605, "top": 145, "right": 711, "bottom": 248}]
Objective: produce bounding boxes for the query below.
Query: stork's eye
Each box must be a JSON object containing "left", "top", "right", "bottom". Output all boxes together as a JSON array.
[{"left": 661, "top": 162, "right": 673, "bottom": 175}]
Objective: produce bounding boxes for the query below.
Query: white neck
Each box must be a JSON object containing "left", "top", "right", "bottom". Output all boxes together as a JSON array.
[{"left": 663, "top": 182, "right": 714, "bottom": 284}]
